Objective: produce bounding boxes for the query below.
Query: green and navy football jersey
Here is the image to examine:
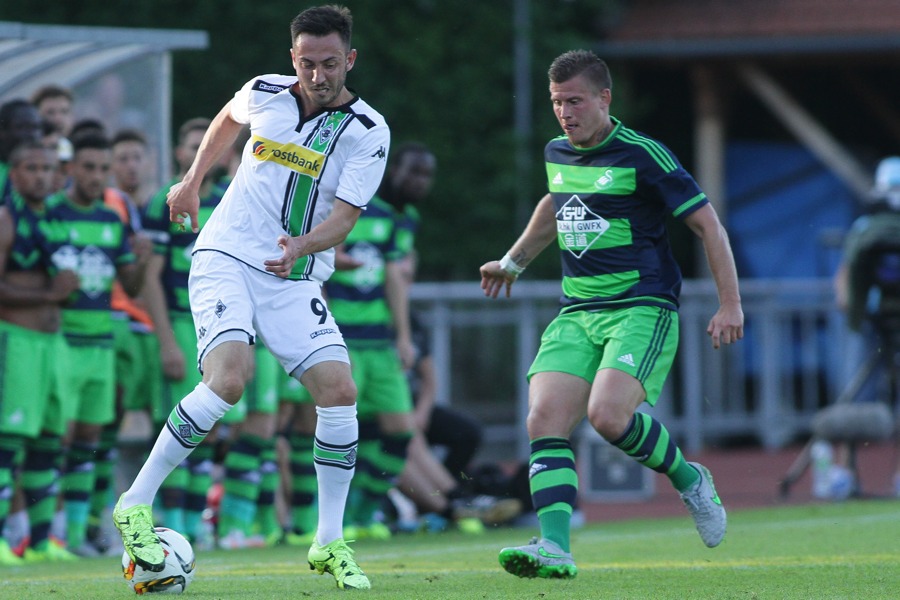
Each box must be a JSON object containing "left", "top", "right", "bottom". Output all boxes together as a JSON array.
[
  {"left": 326, "top": 196, "right": 402, "bottom": 345},
  {"left": 42, "top": 192, "right": 135, "bottom": 343},
  {"left": 0, "top": 161, "right": 11, "bottom": 206},
  {"left": 544, "top": 116, "right": 708, "bottom": 313},
  {"left": 4, "top": 192, "right": 47, "bottom": 273},
  {"left": 392, "top": 203, "right": 420, "bottom": 258},
  {"left": 142, "top": 177, "right": 227, "bottom": 313}
]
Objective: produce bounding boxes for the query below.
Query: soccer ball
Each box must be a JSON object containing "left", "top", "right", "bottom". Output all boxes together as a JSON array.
[{"left": 121, "top": 527, "right": 196, "bottom": 595}]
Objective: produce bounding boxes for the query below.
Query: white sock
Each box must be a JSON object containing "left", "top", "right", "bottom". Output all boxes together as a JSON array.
[
  {"left": 313, "top": 404, "right": 358, "bottom": 545},
  {"left": 122, "top": 383, "right": 231, "bottom": 508}
]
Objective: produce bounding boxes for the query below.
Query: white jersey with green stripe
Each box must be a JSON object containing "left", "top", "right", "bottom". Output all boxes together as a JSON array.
[
  {"left": 544, "top": 116, "right": 708, "bottom": 313},
  {"left": 195, "top": 74, "right": 390, "bottom": 284}
]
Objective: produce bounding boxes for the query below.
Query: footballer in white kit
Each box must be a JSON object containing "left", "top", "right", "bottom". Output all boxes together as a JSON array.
[
  {"left": 115, "top": 8, "right": 382, "bottom": 590},
  {"left": 191, "top": 73, "right": 390, "bottom": 373}
]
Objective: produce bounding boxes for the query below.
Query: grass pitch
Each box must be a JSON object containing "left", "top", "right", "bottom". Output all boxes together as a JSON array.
[{"left": 3, "top": 500, "right": 898, "bottom": 599}]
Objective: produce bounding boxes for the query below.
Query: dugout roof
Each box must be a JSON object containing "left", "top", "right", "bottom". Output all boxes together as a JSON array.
[
  {"left": 0, "top": 21, "right": 208, "bottom": 185},
  {"left": 591, "top": 0, "right": 900, "bottom": 205},
  {"left": 596, "top": 0, "right": 900, "bottom": 62},
  {"left": 589, "top": 0, "right": 900, "bottom": 277}
]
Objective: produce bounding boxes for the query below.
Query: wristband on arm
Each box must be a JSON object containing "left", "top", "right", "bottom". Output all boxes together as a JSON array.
[{"left": 499, "top": 253, "right": 525, "bottom": 277}]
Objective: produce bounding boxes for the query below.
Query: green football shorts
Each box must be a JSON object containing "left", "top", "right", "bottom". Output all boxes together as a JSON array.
[
  {"left": 350, "top": 345, "right": 413, "bottom": 418},
  {"left": 112, "top": 318, "right": 162, "bottom": 412},
  {"left": 156, "top": 312, "right": 203, "bottom": 424},
  {"left": 528, "top": 305, "right": 679, "bottom": 406},
  {"left": 220, "top": 343, "right": 281, "bottom": 425},
  {"left": 0, "top": 322, "right": 69, "bottom": 437},
  {"left": 64, "top": 340, "right": 116, "bottom": 425},
  {"left": 279, "top": 372, "right": 313, "bottom": 404}
]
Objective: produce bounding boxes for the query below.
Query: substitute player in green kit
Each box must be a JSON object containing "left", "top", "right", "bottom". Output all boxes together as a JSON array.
[
  {"left": 480, "top": 50, "right": 744, "bottom": 579},
  {"left": 113, "top": 5, "right": 388, "bottom": 590}
]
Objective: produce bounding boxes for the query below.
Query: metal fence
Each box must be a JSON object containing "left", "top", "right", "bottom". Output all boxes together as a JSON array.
[{"left": 410, "top": 278, "right": 851, "bottom": 461}]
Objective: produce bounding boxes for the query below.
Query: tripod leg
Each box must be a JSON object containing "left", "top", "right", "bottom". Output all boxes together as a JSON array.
[
  {"left": 778, "top": 439, "right": 813, "bottom": 500},
  {"left": 846, "top": 442, "right": 861, "bottom": 497},
  {"left": 834, "top": 352, "right": 881, "bottom": 405}
]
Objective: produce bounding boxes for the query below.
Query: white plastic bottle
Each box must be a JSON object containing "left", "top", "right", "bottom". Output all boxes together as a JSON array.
[{"left": 810, "top": 441, "right": 833, "bottom": 499}]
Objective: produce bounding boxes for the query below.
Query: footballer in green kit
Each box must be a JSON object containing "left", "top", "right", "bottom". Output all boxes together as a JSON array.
[
  {"left": 0, "top": 141, "right": 80, "bottom": 564},
  {"left": 41, "top": 133, "right": 149, "bottom": 555},
  {"left": 481, "top": 50, "right": 743, "bottom": 579}
]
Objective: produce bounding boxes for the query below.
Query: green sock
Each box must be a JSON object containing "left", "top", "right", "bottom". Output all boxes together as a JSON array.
[
  {"left": 348, "top": 436, "right": 380, "bottom": 525},
  {"left": 62, "top": 442, "right": 98, "bottom": 549},
  {"left": 220, "top": 435, "right": 263, "bottom": 535},
  {"left": 254, "top": 441, "right": 280, "bottom": 537},
  {"left": 0, "top": 435, "right": 23, "bottom": 533},
  {"left": 610, "top": 413, "right": 699, "bottom": 492},
  {"left": 89, "top": 425, "right": 118, "bottom": 523},
  {"left": 160, "top": 462, "right": 189, "bottom": 533},
  {"left": 288, "top": 433, "right": 317, "bottom": 534},
  {"left": 185, "top": 444, "right": 214, "bottom": 541},
  {"left": 528, "top": 437, "right": 577, "bottom": 553},
  {"left": 357, "top": 431, "right": 412, "bottom": 525},
  {"left": 22, "top": 434, "right": 62, "bottom": 547}
]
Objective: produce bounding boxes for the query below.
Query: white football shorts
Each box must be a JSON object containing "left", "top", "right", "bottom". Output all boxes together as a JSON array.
[{"left": 189, "top": 250, "right": 348, "bottom": 376}]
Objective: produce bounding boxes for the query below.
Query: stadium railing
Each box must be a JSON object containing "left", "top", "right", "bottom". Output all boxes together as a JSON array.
[{"left": 410, "top": 278, "right": 848, "bottom": 461}]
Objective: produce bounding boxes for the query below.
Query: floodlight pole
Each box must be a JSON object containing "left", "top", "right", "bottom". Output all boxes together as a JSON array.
[
  {"left": 513, "top": 0, "right": 533, "bottom": 233},
  {"left": 512, "top": 0, "right": 534, "bottom": 460}
]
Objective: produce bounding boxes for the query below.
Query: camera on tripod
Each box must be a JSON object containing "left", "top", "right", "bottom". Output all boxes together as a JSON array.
[{"left": 779, "top": 157, "right": 900, "bottom": 500}]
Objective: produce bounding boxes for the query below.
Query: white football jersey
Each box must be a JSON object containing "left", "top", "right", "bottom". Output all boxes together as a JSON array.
[{"left": 195, "top": 74, "right": 390, "bottom": 283}]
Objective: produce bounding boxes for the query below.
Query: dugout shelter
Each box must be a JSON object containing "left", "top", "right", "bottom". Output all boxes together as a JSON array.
[{"left": 0, "top": 21, "right": 208, "bottom": 187}]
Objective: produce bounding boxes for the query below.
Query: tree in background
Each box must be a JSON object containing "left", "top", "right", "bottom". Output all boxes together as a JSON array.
[{"left": 5, "top": 0, "right": 626, "bottom": 280}]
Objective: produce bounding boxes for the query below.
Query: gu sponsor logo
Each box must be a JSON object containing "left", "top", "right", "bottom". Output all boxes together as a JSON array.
[
  {"left": 345, "top": 241, "right": 383, "bottom": 293},
  {"left": 559, "top": 205, "right": 587, "bottom": 221},
  {"left": 51, "top": 244, "right": 115, "bottom": 300},
  {"left": 250, "top": 135, "right": 325, "bottom": 178},
  {"left": 556, "top": 194, "right": 610, "bottom": 259}
]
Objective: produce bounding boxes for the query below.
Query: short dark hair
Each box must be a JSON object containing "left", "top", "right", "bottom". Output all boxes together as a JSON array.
[
  {"left": 71, "top": 131, "right": 110, "bottom": 155},
  {"left": 69, "top": 118, "right": 106, "bottom": 141},
  {"left": 0, "top": 99, "right": 34, "bottom": 131},
  {"left": 177, "top": 117, "right": 211, "bottom": 146},
  {"left": 112, "top": 128, "right": 147, "bottom": 148},
  {"left": 290, "top": 4, "right": 353, "bottom": 49},
  {"left": 548, "top": 50, "right": 612, "bottom": 91},
  {"left": 391, "top": 141, "right": 432, "bottom": 168},
  {"left": 8, "top": 139, "right": 54, "bottom": 167},
  {"left": 30, "top": 84, "right": 73, "bottom": 107}
]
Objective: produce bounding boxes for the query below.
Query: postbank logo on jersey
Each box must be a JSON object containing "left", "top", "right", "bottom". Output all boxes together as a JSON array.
[
  {"left": 250, "top": 135, "right": 324, "bottom": 178},
  {"left": 557, "top": 195, "right": 610, "bottom": 259}
]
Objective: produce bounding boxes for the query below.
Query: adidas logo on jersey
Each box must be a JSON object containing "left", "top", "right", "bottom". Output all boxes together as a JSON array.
[
  {"left": 617, "top": 353, "right": 636, "bottom": 367},
  {"left": 552, "top": 172, "right": 563, "bottom": 186}
]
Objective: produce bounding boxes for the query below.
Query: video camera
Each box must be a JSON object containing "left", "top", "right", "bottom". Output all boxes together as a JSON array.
[{"left": 845, "top": 156, "right": 900, "bottom": 335}]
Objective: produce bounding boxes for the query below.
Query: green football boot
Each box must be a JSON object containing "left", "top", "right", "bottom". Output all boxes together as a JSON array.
[
  {"left": 308, "top": 537, "right": 371, "bottom": 590},
  {"left": 112, "top": 495, "right": 165, "bottom": 572}
]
